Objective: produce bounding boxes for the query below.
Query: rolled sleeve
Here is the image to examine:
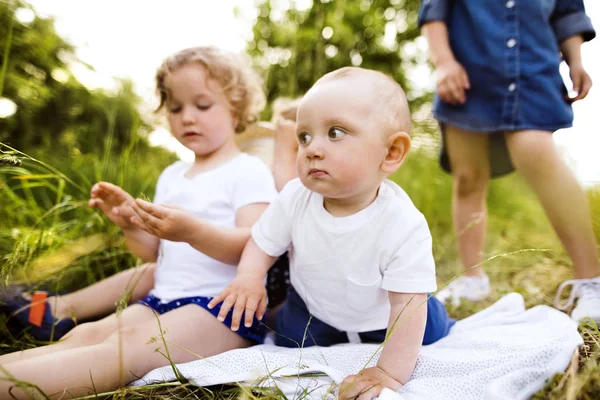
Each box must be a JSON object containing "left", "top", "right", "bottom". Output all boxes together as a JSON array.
[
  {"left": 418, "top": 0, "right": 450, "bottom": 27},
  {"left": 551, "top": 1, "right": 596, "bottom": 43}
]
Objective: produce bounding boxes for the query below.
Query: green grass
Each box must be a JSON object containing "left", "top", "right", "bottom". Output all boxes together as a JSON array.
[{"left": 0, "top": 145, "right": 599, "bottom": 399}]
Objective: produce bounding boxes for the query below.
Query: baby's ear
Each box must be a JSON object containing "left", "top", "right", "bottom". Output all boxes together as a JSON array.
[{"left": 381, "top": 132, "right": 410, "bottom": 174}]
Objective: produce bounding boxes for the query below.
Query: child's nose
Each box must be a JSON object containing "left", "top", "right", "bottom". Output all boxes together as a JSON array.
[
  {"left": 182, "top": 106, "right": 196, "bottom": 124},
  {"left": 306, "top": 139, "right": 325, "bottom": 159}
]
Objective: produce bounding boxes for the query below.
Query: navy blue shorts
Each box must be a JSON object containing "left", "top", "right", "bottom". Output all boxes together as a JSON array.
[
  {"left": 137, "top": 294, "right": 265, "bottom": 344},
  {"left": 274, "top": 287, "right": 455, "bottom": 348}
]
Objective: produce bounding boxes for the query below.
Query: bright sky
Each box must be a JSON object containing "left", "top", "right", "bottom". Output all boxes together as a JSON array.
[{"left": 23, "top": 0, "right": 600, "bottom": 185}]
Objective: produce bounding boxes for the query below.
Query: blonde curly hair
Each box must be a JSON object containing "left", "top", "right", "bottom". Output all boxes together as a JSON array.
[{"left": 155, "top": 46, "right": 266, "bottom": 133}]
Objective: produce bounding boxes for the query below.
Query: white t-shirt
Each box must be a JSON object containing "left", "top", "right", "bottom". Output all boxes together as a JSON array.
[
  {"left": 151, "top": 153, "right": 277, "bottom": 302},
  {"left": 252, "top": 178, "right": 437, "bottom": 332}
]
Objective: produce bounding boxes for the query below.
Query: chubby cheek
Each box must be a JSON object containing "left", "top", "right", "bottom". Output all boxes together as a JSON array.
[
  {"left": 296, "top": 152, "right": 308, "bottom": 175},
  {"left": 207, "top": 110, "right": 235, "bottom": 139},
  {"left": 332, "top": 154, "right": 364, "bottom": 180},
  {"left": 334, "top": 155, "right": 380, "bottom": 196},
  {"left": 167, "top": 115, "right": 181, "bottom": 136}
]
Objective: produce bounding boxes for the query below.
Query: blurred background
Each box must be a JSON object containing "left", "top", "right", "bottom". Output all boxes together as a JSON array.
[{"left": 0, "top": 0, "right": 598, "bottom": 319}]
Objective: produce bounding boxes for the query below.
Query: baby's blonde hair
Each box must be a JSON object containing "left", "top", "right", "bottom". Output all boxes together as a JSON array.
[
  {"left": 155, "top": 46, "right": 266, "bottom": 133},
  {"left": 314, "top": 67, "right": 411, "bottom": 136}
]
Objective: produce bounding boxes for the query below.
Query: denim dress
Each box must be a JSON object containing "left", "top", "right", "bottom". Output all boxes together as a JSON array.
[{"left": 419, "top": 0, "right": 596, "bottom": 177}]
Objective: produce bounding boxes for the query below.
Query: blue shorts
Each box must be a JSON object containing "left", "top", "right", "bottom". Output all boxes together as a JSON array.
[
  {"left": 274, "top": 287, "right": 455, "bottom": 348},
  {"left": 137, "top": 294, "right": 265, "bottom": 344}
]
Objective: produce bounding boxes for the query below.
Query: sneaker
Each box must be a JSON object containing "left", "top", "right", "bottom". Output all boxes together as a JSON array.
[
  {"left": 435, "top": 274, "right": 491, "bottom": 306},
  {"left": 0, "top": 287, "right": 75, "bottom": 341},
  {"left": 554, "top": 277, "right": 600, "bottom": 322}
]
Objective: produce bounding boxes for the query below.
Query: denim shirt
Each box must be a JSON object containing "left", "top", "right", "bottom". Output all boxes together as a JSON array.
[{"left": 418, "top": 0, "right": 595, "bottom": 177}]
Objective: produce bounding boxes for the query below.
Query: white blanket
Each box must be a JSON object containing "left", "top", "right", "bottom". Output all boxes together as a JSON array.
[{"left": 133, "top": 293, "right": 582, "bottom": 399}]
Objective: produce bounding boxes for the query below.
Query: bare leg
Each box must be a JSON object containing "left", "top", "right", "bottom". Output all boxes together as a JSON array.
[
  {"left": 48, "top": 263, "right": 156, "bottom": 321},
  {"left": 0, "top": 304, "right": 154, "bottom": 364},
  {"left": 505, "top": 130, "right": 600, "bottom": 278},
  {"left": 0, "top": 304, "right": 249, "bottom": 399},
  {"left": 445, "top": 125, "right": 491, "bottom": 277}
]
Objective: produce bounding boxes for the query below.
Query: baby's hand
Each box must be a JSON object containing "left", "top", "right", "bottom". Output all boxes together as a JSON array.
[
  {"left": 89, "top": 182, "right": 137, "bottom": 229},
  {"left": 339, "top": 366, "right": 402, "bottom": 400},
  {"left": 568, "top": 64, "right": 592, "bottom": 102},
  {"left": 207, "top": 273, "right": 267, "bottom": 331},
  {"left": 435, "top": 58, "right": 470, "bottom": 105},
  {"left": 130, "top": 199, "right": 193, "bottom": 242}
]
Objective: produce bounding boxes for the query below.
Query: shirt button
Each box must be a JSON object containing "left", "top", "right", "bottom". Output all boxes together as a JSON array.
[
  {"left": 507, "top": 38, "right": 517, "bottom": 48},
  {"left": 508, "top": 83, "right": 517, "bottom": 92},
  {"left": 506, "top": 0, "right": 515, "bottom": 8}
]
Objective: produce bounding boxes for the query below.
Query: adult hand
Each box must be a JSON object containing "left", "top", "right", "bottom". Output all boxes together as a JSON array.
[
  {"left": 130, "top": 199, "right": 195, "bottom": 242},
  {"left": 568, "top": 64, "right": 592, "bottom": 102},
  {"left": 435, "top": 58, "right": 470, "bottom": 105},
  {"left": 207, "top": 273, "right": 268, "bottom": 331},
  {"left": 89, "top": 182, "right": 137, "bottom": 229},
  {"left": 339, "top": 366, "right": 402, "bottom": 400}
]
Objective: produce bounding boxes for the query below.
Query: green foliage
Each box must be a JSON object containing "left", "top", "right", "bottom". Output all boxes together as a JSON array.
[
  {"left": 0, "top": 143, "right": 175, "bottom": 286},
  {"left": 0, "top": 0, "right": 151, "bottom": 155},
  {"left": 0, "top": 0, "right": 178, "bottom": 289},
  {"left": 246, "top": 0, "right": 428, "bottom": 118}
]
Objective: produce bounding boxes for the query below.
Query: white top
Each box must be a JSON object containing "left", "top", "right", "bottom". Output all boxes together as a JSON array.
[
  {"left": 151, "top": 153, "right": 277, "bottom": 301},
  {"left": 252, "top": 178, "right": 437, "bottom": 332}
]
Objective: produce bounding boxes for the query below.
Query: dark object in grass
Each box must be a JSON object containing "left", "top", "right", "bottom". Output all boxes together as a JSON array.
[{"left": 0, "top": 285, "right": 75, "bottom": 342}]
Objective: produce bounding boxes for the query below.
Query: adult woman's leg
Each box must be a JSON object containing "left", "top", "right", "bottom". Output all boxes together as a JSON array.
[
  {"left": 505, "top": 130, "right": 599, "bottom": 278},
  {"left": 505, "top": 129, "right": 599, "bottom": 320},
  {"left": 0, "top": 304, "right": 155, "bottom": 364},
  {"left": 0, "top": 304, "right": 249, "bottom": 399}
]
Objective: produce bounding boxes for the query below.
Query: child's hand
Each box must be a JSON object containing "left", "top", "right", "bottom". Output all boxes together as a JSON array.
[
  {"left": 435, "top": 58, "right": 470, "bottom": 105},
  {"left": 89, "top": 182, "right": 137, "bottom": 229},
  {"left": 338, "top": 366, "right": 402, "bottom": 400},
  {"left": 130, "top": 199, "right": 194, "bottom": 242},
  {"left": 207, "top": 273, "right": 268, "bottom": 331},
  {"left": 568, "top": 64, "right": 592, "bottom": 102}
]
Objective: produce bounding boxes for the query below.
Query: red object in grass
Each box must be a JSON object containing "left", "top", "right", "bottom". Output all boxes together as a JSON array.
[{"left": 28, "top": 291, "right": 48, "bottom": 327}]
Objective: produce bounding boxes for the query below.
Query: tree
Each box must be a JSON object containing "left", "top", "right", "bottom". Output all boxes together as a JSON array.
[
  {"left": 0, "top": 0, "right": 150, "bottom": 155},
  {"left": 246, "top": 0, "right": 429, "bottom": 116}
]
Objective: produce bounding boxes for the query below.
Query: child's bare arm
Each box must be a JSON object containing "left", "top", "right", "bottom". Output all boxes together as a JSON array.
[
  {"left": 422, "top": 21, "right": 470, "bottom": 105},
  {"left": 273, "top": 117, "right": 299, "bottom": 191},
  {"left": 89, "top": 182, "right": 159, "bottom": 262},
  {"left": 208, "top": 238, "right": 277, "bottom": 330},
  {"left": 339, "top": 292, "right": 427, "bottom": 400},
  {"left": 131, "top": 199, "right": 268, "bottom": 266},
  {"left": 121, "top": 228, "right": 160, "bottom": 263},
  {"left": 560, "top": 35, "right": 592, "bottom": 102},
  {"left": 378, "top": 292, "right": 428, "bottom": 383}
]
